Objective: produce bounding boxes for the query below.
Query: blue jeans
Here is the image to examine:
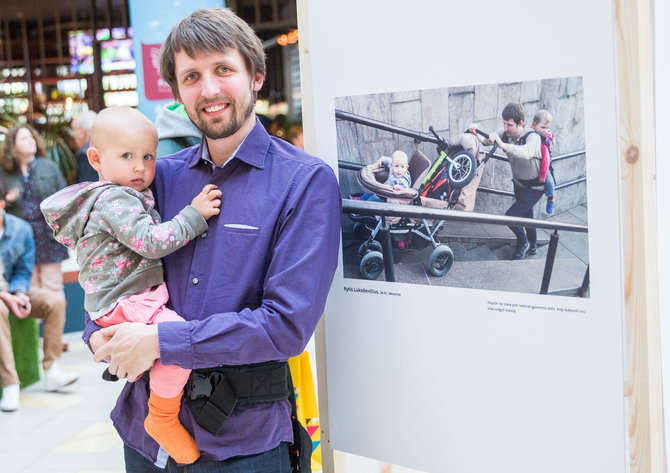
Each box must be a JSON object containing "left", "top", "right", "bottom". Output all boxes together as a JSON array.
[
  {"left": 505, "top": 183, "right": 544, "bottom": 247},
  {"left": 544, "top": 172, "right": 555, "bottom": 198},
  {"left": 124, "top": 443, "right": 291, "bottom": 473}
]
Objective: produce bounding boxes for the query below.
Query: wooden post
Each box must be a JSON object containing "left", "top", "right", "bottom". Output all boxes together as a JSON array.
[{"left": 615, "top": 0, "right": 666, "bottom": 472}]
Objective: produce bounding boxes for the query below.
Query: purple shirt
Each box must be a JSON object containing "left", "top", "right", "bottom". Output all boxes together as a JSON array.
[{"left": 84, "top": 119, "right": 341, "bottom": 463}]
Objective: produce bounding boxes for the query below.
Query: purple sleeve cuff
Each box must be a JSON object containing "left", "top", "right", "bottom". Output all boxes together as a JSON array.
[
  {"left": 82, "top": 311, "right": 102, "bottom": 353},
  {"left": 157, "top": 320, "right": 193, "bottom": 368}
]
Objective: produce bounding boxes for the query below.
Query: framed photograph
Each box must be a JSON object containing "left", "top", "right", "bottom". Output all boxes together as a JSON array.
[{"left": 336, "top": 77, "right": 589, "bottom": 297}]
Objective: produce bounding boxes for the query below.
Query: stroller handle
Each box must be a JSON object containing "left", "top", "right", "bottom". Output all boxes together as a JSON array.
[
  {"left": 428, "top": 126, "right": 449, "bottom": 150},
  {"left": 467, "top": 128, "right": 490, "bottom": 140}
]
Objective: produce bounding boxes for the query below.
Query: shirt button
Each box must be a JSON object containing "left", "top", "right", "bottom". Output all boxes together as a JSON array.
[
  {"left": 201, "top": 232, "right": 207, "bottom": 238},
  {"left": 192, "top": 277, "right": 199, "bottom": 285}
]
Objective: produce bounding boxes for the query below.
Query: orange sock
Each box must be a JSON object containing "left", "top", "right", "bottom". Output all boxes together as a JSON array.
[{"left": 144, "top": 391, "right": 200, "bottom": 464}]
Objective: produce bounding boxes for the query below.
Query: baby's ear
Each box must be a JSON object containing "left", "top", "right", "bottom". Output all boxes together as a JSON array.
[{"left": 87, "top": 147, "right": 102, "bottom": 172}]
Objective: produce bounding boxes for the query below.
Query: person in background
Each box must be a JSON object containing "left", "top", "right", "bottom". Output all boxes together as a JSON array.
[
  {"left": 0, "top": 180, "right": 34, "bottom": 412},
  {"left": 287, "top": 122, "right": 304, "bottom": 150},
  {"left": 154, "top": 102, "right": 202, "bottom": 157},
  {"left": 266, "top": 113, "right": 289, "bottom": 139},
  {"left": 0, "top": 124, "right": 78, "bottom": 392},
  {"left": 86, "top": 8, "right": 340, "bottom": 471},
  {"left": 71, "top": 110, "right": 99, "bottom": 183}
]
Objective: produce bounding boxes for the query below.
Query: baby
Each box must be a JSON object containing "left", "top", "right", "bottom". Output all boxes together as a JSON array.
[
  {"left": 41, "top": 106, "right": 222, "bottom": 464},
  {"left": 360, "top": 150, "right": 411, "bottom": 202},
  {"left": 531, "top": 109, "right": 556, "bottom": 213},
  {"left": 377, "top": 150, "right": 411, "bottom": 190}
]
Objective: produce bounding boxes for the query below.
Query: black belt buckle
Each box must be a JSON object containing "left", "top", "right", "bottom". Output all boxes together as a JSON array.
[
  {"left": 196, "top": 373, "right": 238, "bottom": 435},
  {"left": 187, "top": 371, "right": 214, "bottom": 400}
]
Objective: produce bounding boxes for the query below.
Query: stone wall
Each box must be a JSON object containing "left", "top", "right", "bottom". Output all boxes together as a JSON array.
[{"left": 335, "top": 77, "right": 587, "bottom": 217}]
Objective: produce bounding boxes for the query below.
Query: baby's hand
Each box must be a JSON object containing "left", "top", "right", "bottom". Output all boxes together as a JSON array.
[
  {"left": 393, "top": 185, "right": 402, "bottom": 191},
  {"left": 191, "top": 184, "right": 222, "bottom": 219}
]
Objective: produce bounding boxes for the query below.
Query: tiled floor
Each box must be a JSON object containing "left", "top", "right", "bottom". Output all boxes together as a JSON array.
[{"left": 0, "top": 331, "right": 126, "bottom": 473}]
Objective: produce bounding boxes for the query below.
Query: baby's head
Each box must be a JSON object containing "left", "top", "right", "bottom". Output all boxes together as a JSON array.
[
  {"left": 390, "top": 150, "right": 409, "bottom": 178},
  {"left": 87, "top": 107, "right": 158, "bottom": 192},
  {"left": 532, "top": 109, "right": 552, "bottom": 136}
]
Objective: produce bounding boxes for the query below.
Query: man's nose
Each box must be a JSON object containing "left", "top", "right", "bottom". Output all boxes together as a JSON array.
[{"left": 201, "top": 73, "right": 221, "bottom": 98}]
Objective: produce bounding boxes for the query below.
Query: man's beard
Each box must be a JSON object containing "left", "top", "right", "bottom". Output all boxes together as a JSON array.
[{"left": 188, "top": 86, "right": 255, "bottom": 140}]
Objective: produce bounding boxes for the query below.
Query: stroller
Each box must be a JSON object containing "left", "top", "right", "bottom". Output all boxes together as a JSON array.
[
  {"left": 351, "top": 148, "right": 456, "bottom": 279},
  {"left": 340, "top": 110, "right": 498, "bottom": 280}
]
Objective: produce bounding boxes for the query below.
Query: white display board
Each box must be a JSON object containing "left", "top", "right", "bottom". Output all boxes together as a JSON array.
[{"left": 303, "top": 1, "right": 627, "bottom": 472}]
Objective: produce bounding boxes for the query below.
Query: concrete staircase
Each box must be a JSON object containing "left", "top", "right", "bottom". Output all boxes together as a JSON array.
[{"left": 342, "top": 205, "right": 589, "bottom": 297}]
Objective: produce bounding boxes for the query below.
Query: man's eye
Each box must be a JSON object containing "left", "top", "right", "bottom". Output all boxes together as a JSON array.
[
  {"left": 218, "top": 66, "right": 230, "bottom": 73},
  {"left": 185, "top": 73, "right": 197, "bottom": 81},
  {"left": 122, "top": 153, "right": 132, "bottom": 159}
]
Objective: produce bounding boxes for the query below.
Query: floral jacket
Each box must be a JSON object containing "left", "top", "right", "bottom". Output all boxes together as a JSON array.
[{"left": 40, "top": 181, "right": 207, "bottom": 317}]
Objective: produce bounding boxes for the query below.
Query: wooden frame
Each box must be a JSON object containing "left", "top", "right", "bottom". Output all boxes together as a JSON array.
[{"left": 616, "top": 0, "right": 666, "bottom": 472}]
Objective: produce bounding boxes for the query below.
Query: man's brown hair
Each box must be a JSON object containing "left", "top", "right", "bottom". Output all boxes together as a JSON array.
[
  {"left": 159, "top": 8, "right": 266, "bottom": 98},
  {"left": 502, "top": 103, "right": 526, "bottom": 125}
]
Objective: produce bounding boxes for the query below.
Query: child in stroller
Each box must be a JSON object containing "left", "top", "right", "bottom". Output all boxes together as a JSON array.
[
  {"left": 360, "top": 150, "right": 411, "bottom": 201},
  {"left": 351, "top": 148, "right": 455, "bottom": 279}
]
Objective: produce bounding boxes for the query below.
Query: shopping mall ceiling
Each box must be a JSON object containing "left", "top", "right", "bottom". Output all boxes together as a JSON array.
[{"left": 0, "top": 0, "right": 126, "bottom": 24}]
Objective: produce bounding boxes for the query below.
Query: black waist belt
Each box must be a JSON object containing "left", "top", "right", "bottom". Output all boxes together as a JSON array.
[{"left": 185, "top": 361, "right": 290, "bottom": 436}]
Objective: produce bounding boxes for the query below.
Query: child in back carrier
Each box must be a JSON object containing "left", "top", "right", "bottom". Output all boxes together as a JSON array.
[{"left": 531, "top": 109, "right": 556, "bottom": 213}]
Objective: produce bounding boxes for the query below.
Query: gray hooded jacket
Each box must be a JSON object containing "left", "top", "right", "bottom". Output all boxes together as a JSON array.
[{"left": 40, "top": 181, "right": 207, "bottom": 317}]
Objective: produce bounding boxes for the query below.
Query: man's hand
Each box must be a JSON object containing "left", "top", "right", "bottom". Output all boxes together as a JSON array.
[
  {"left": 89, "top": 330, "right": 112, "bottom": 361},
  {"left": 0, "top": 291, "right": 30, "bottom": 319},
  {"left": 468, "top": 124, "right": 478, "bottom": 135},
  {"left": 191, "top": 184, "right": 222, "bottom": 220},
  {"left": 93, "top": 322, "right": 160, "bottom": 382}
]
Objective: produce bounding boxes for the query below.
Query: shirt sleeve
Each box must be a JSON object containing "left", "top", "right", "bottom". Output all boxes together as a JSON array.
[
  {"left": 8, "top": 225, "right": 34, "bottom": 294},
  {"left": 158, "top": 164, "right": 342, "bottom": 368},
  {"left": 505, "top": 133, "right": 541, "bottom": 160},
  {"left": 99, "top": 190, "right": 208, "bottom": 259}
]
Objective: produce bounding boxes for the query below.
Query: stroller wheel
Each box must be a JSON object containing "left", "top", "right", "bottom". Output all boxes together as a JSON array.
[
  {"left": 360, "top": 251, "right": 384, "bottom": 280},
  {"left": 358, "top": 239, "right": 383, "bottom": 257},
  {"left": 447, "top": 150, "right": 476, "bottom": 188},
  {"left": 426, "top": 245, "right": 454, "bottom": 277}
]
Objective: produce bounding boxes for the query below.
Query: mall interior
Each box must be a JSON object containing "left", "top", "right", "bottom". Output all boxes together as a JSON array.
[{"left": 0, "top": 1, "right": 357, "bottom": 473}]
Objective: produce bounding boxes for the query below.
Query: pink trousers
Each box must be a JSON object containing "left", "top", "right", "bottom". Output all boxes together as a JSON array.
[{"left": 96, "top": 283, "right": 189, "bottom": 398}]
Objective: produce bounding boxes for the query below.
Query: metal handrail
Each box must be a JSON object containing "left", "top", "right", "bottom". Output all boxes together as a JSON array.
[
  {"left": 343, "top": 198, "right": 588, "bottom": 296},
  {"left": 343, "top": 199, "right": 588, "bottom": 233}
]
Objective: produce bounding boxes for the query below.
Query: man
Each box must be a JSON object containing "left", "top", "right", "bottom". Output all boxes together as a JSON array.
[
  {"left": 470, "top": 102, "right": 543, "bottom": 259},
  {"left": 71, "top": 110, "right": 98, "bottom": 183},
  {"left": 0, "top": 181, "right": 77, "bottom": 412},
  {"left": 87, "top": 8, "right": 340, "bottom": 471}
]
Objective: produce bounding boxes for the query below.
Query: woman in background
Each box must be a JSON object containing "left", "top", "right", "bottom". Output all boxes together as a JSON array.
[{"left": 0, "top": 124, "right": 77, "bottom": 390}]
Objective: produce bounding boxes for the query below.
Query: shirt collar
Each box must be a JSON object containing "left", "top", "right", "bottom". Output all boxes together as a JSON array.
[{"left": 188, "top": 118, "right": 271, "bottom": 170}]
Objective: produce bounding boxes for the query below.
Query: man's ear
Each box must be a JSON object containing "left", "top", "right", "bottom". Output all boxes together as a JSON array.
[
  {"left": 87, "top": 147, "right": 102, "bottom": 172},
  {"left": 252, "top": 72, "right": 264, "bottom": 92}
]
